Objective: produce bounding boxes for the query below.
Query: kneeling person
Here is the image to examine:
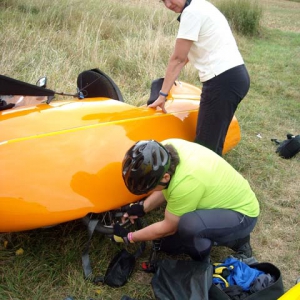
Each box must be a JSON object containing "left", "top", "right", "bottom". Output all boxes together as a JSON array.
[{"left": 114, "top": 138, "right": 259, "bottom": 262}]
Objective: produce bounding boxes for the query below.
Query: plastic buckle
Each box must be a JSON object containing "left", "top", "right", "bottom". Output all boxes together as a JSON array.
[{"left": 141, "top": 261, "right": 156, "bottom": 273}]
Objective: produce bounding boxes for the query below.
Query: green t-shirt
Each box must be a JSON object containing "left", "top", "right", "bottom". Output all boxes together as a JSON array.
[{"left": 162, "top": 139, "right": 259, "bottom": 217}]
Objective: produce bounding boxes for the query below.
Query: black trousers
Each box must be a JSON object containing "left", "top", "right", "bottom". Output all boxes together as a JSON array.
[
  {"left": 195, "top": 64, "right": 250, "bottom": 156},
  {"left": 160, "top": 208, "right": 257, "bottom": 261}
]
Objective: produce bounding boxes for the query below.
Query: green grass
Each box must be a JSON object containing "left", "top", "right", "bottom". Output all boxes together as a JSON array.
[
  {"left": 1, "top": 0, "right": 300, "bottom": 299},
  {"left": 216, "top": 0, "right": 263, "bottom": 36}
]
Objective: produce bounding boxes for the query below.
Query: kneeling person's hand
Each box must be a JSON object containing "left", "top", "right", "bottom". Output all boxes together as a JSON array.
[
  {"left": 113, "top": 223, "right": 131, "bottom": 244},
  {"left": 127, "top": 203, "right": 145, "bottom": 217}
]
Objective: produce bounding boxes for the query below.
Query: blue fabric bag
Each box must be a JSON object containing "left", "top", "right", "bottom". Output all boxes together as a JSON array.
[
  {"left": 213, "top": 257, "right": 264, "bottom": 291},
  {"left": 210, "top": 261, "right": 284, "bottom": 300}
]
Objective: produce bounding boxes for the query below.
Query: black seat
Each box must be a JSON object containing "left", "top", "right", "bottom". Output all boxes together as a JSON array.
[
  {"left": 77, "top": 68, "right": 124, "bottom": 101},
  {"left": 147, "top": 77, "right": 164, "bottom": 105}
]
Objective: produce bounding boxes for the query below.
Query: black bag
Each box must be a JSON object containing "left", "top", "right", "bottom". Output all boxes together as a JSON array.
[
  {"left": 209, "top": 262, "right": 284, "bottom": 300},
  {"left": 101, "top": 249, "right": 136, "bottom": 287},
  {"left": 82, "top": 218, "right": 145, "bottom": 287},
  {"left": 271, "top": 134, "right": 300, "bottom": 159},
  {"left": 151, "top": 259, "right": 213, "bottom": 300}
]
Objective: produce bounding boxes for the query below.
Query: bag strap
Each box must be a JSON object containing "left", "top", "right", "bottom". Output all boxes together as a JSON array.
[
  {"left": 82, "top": 218, "right": 146, "bottom": 283},
  {"left": 141, "top": 239, "right": 162, "bottom": 273},
  {"left": 271, "top": 133, "right": 298, "bottom": 145},
  {"left": 132, "top": 225, "right": 146, "bottom": 259},
  {"left": 82, "top": 218, "right": 100, "bottom": 280},
  {"left": 271, "top": 138, "right": 281, "bottom": 145}
]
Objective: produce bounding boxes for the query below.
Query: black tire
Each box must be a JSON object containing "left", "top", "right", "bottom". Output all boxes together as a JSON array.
[{"left": 82, "top": 211, "right": 145, "bottom": 236}]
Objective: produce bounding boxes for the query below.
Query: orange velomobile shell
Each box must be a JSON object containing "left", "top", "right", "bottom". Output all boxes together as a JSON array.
[{"left": 0, "top": 82, "right": 240, "bottom": 232}]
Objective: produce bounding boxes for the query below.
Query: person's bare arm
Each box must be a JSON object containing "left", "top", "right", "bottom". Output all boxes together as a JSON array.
[
  {"left": 148, "top": 38, "right": 193, "bottom": 113},
  {"left": 143, "top": 191, "right": 166, "bottom": 213},
  {"left": 131, "top": 209, "right": 180, "bottom": 242}
]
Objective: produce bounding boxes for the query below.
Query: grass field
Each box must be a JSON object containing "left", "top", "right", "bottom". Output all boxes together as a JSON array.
[{"left": 0, "top": 0, "right": 299, "bottom": 299}]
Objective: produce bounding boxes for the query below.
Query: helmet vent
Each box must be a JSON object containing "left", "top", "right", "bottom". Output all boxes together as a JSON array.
[
  {"left": 133, "top": 156, "right": 143, "bottom": 171},
  {"left": 122, "top": 157, "right": 132, "bottom": 173},
  {"left": 152, "top": 151, "right": 158, "bottom": 168},
  {"left": 134, "top": 144, "right": 146, "bottom": 156}
]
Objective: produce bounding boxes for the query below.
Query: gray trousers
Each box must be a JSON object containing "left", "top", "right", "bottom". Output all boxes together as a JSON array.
[{"left": 160, "top": 208, "right": 257, "bottom": 260}]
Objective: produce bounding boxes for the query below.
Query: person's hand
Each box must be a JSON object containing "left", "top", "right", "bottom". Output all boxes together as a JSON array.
[
  {"left": 127, "top": 203, "right": 145, "bottom": 217},
  {"left": 112, "top": 223, "right": 130, "bottom": 244},
  {"left": 148, "top": 95, "right": 167, "bottom": 113},
  {"left": 122, "top": 201, "right": 145, "bottom": 224}
]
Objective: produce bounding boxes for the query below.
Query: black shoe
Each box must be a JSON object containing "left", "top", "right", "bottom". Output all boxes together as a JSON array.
[
  {"left": 230, "top": 253, "right": 258, "bottom": 265},
  {"left": 228, "top": 235, "right": 257, "bottom": 264},
  {"left": 230, "top": 241, "right": 257, "bottom": 265},
  {"left": 230, "top": 235, "right": 252, "bottom": 258},
  {"left": 235, "top": 241, "right": 252, "bottom": 258}
]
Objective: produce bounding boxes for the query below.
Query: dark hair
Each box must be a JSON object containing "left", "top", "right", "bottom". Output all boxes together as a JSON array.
[{"left": 164, "top": 144, "right": 180, "bottom": 177}]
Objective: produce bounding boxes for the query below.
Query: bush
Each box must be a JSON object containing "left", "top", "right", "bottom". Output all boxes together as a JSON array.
[{"left": 216, "top": 0, "right": 263, "bottom": 36}]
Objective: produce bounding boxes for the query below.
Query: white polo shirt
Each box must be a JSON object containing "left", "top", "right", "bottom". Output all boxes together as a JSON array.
[{"left": 177, "top": 0, "right": 244, "bottom": 82}]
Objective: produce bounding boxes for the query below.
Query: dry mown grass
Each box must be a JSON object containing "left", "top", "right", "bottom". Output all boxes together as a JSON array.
[{"left": 260, "top": 0, "right": 300, "bottom": 32}]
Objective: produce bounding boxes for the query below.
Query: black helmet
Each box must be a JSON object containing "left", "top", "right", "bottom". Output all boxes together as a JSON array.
[{"left": 122, "top": 140, "right": 170, "bottom": 195}]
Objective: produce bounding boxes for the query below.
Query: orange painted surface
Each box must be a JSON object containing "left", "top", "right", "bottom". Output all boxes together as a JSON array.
[{"left": 0, "top": 82, "right": 240, "bottom": 232}]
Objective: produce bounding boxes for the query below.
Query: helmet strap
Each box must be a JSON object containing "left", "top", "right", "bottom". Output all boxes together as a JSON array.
[
  {"left": 158, "top": 181, "right": 170, "bottom": 189},
  {"left": 158, "top": 172, "right": 171, "bottom": 189},
  {"left": 158, "top": 181, "right": 168, "bottom": 187}
]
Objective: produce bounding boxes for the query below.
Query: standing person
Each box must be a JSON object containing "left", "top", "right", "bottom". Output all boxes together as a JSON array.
[
  {"left": 113, "top": 139, "right": 259, "bottom": 263},
  {"left": 148, "top": 0, "right": 250, "bottom": 156}
]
